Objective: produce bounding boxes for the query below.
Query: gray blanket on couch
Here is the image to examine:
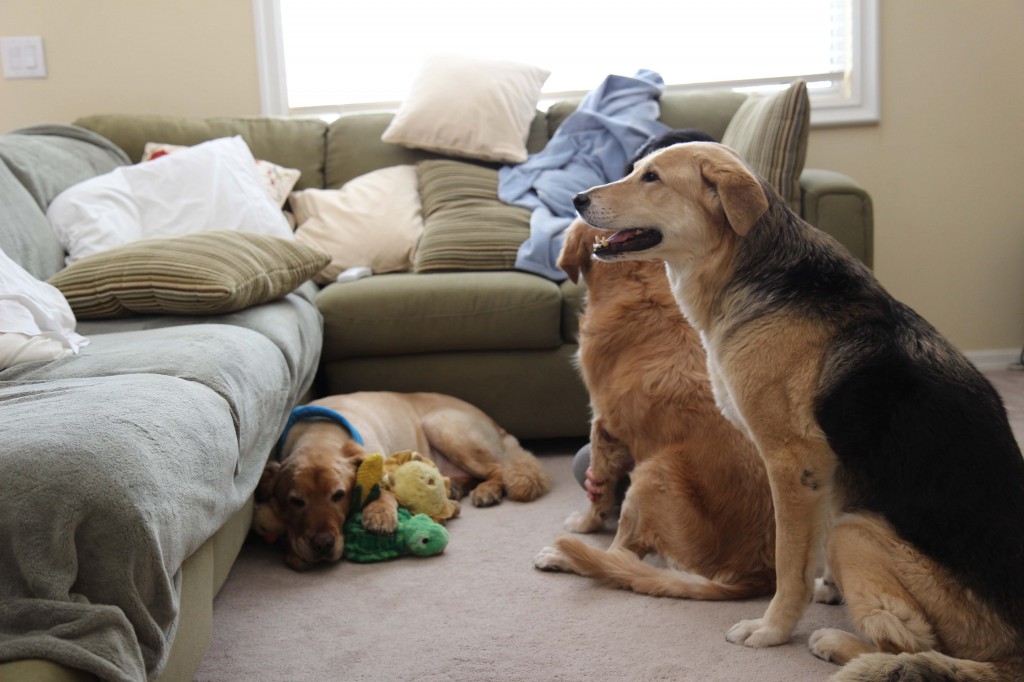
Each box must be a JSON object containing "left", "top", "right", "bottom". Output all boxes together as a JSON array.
[{"left": 0, "top": 124, "right": 322, "bottom": 680}]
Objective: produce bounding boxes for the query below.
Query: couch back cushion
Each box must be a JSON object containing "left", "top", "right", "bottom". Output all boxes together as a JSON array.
[
  {"left": 74, "top": 114, "right": 328, "bottom": 191},
  {"left": 0, "top": 125, "right": 130, "bottom": 278},
  {"left": 324, "top": 111, "right": 549, "bottom": 189}
]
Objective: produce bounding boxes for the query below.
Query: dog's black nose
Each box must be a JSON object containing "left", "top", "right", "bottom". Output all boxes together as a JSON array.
[
  {"left": 309, "top": 533, "right": 335, "bottom": 556},
  {"left": 572, "top": 193, "right": 590, "bottom": 212}
]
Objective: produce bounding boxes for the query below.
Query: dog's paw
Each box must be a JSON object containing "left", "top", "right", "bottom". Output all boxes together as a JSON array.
[
  {"left": 360, "top": 506, "right": 398, "bottom": 534},
  {"left": 726, "top": 618, "right": 790, "bottom": 648},
  {"left": 533, "top": 545, "right": 571, "bottom": 572},
  {"left": 470, "top": 481, "right": 503, "bottom": 507},
  {"left": 286, "top": 552, "right": 313, "bottom": 572},
  {"left": 563, "top": 509, "right": 603, "bottom": 533},
  {"left": 813, "top": 577, "right": 843, "bottom": 605}
]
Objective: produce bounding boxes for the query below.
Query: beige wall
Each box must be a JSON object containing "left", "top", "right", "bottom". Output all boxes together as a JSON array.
[
  {"left": 2, "top": 0, "right": 1023, "bottom": 353},
  {"left": 0, "top": 0, "right": 261, "bottom": 127}
]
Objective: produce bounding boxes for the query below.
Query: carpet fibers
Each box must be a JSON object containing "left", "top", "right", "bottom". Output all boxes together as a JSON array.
[{"left": 196, "top": 367, "right": 1024, "bottom": 682}]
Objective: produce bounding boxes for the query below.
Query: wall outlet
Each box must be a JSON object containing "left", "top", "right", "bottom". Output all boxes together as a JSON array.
[{"left": 1, "top": 36, "right": 47, "bottom": 79}]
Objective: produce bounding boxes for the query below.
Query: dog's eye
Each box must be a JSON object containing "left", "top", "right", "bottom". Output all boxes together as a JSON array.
[
  {"left": 331, "top": 490, "right": 346, "bottom": 502},
  {"left": 288, "top": 496, "right": 305, "bottom": 508},
  {"left": 641, "top": 171, "right": 659, "bottom": 183}
]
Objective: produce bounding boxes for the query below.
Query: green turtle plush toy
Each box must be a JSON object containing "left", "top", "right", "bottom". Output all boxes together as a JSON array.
[
  {"left": 343, "top": 453, "right": 449, "bottom": 562},
  {"left": 344, "top": 507, "right": 449, "bottom": 562}
]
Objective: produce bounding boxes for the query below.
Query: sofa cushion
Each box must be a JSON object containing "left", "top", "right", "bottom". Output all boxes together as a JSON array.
[
  {"left": 317, "top": 271, "right": 563, "bottom": 362},
  {"left": 74, "top": 114, "right": 328, "bottom": 191},
  {"left": 49, "top": 231, "right": 329, "bottom": 319},
  {"left": 414, "top": 160, "right": 531, "bottom": 273},
  {"left": 291, "top": 166, "right": 423, "bottom": 283},
  {"left": 381, "top": 54, "right": 549, "bottom": 164},
  {"left": 721, "top": 79, "right": 810, "bottom": 211}
]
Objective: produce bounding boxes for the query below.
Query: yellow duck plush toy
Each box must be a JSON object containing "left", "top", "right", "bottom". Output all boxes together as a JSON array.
[{"left": 382, "top": 450, "right": 460, "bottom": 524}]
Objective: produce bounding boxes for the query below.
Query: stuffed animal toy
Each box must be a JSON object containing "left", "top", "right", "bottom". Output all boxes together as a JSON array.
[
  {"left": 381, "top": 451, "right": 460, "bottom": 524},
  {"left": 343, "top": 507, "right": 449, "bottom": 563}
]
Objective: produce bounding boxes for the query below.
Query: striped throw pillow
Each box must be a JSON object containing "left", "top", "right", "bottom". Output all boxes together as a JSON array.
[
  {"left": 49, "top": 231, "right": 330, "bottom": 318},
  {"left": 414, "top": 160, "right": 531, "bottom": 272},
  {"left": 721, "top": 79, "right": 810, "bottom": 211}
]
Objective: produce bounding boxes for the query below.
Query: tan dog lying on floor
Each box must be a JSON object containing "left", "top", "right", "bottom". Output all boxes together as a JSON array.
[
  {"left": 574, "top": 141, "right": 1024, "bottom": 680},
  {"left": 533, "top": 218, "right": 775, "bottom": 600},
  {"left": 256, "top": 391, "right": 550, "bottom": 571}
]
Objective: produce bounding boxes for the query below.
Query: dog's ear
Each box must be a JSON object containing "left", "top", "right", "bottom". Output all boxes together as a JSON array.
[
  {"left": 698, "top": 150, "right": 769, "bottom": 236},
  {"left": 557, "top": 218, "right": 594, "bottom": 284},
  {"left": 341, "top": 440, "right": 366, "bottom": 465},
  {"left": 256, "top": 461, "right": 281, "bottom": 503}
]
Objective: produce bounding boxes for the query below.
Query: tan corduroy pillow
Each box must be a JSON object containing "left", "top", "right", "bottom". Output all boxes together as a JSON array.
[
  {"left": 49, "top": 231, "right": 330, "bottom": 318},
  {"left": 721, "top": 79, "right": 810, "bottom": 211},
  {"left": 414, "top": 160, "right": 531, "bottom": 273}
]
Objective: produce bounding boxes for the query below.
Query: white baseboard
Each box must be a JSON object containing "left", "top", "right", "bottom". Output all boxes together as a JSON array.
[{"left": 965, "top": 348, "right": 1023, "bottom": 370}]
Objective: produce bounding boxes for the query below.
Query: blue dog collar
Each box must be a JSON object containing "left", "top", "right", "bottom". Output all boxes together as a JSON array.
[{"left": 275, "top": 405, "right": 364, "bottom": 460}]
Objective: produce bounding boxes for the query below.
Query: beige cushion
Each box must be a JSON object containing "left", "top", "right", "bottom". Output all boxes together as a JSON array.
[
  {"left": 414, "top": 160, "right": 531, "bottom": 273},
  {"left": 381, "top": 54, "right": 549, "bottom": 164},
  {"left": 291, "top": 165, "right": 423, "bottom": 283},
  {"left": 49, "top": 231, "right": 330, "bottom": 318},
  {"left": 721, "top": 79, "right": 810, "bottom": 210}
]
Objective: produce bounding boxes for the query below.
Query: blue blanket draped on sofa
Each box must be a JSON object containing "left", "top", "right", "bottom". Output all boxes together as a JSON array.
[{"left": 498, "top": 69, "right": 670, "bottom": 281}]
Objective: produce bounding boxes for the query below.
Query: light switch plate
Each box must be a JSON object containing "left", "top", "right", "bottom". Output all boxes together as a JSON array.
[{"left": 1, "top": 36, "right": 47, "bottom": 79}]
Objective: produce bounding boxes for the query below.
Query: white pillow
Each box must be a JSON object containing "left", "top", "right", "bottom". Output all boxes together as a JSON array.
[
  {"left": 142, "top": 141, "right": 301, "bottom": 208},
  {"left": 47, "top": 136, "right": 293, "bottom": 265},
  {"left": 381, "top": 53, "right": 550, "bottom": 164},
  {"left": 290, "top": 165, "right": 423, "bottom": 284},
  {"left": 0, "top": 247, "right": 87, "bottom": 370}
]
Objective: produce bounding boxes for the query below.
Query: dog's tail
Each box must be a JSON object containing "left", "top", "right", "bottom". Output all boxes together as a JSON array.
[
  {"left": 500, "top": 436, "right": 551, "bottom": 502},
  {"left": 833, "top": 651, "right": 1024, "bottom": 682},
  {"left": 553, "top": 536, "right": 771, "bottom": 600}
]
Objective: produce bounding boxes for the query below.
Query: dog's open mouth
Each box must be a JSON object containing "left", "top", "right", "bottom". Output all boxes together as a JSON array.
[{"left": 592, "top": 228, "right": 662, "bottom": 256}]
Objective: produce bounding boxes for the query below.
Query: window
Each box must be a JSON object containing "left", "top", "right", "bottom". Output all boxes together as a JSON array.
[{"left": 253, "top": 0, "right": 878, "bottom": 126}]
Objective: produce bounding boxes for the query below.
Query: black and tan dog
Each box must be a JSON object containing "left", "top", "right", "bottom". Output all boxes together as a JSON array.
[
  {"left": 256, "top": 392, "right": 550, "bottom": 571},
  {"left": 573, "top": 141, "right": 1024, "bottom": 680}
]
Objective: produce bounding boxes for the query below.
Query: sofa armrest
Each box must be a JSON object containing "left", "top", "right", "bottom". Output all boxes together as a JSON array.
[{"left": 799, "top": 168, "right": 874, "bottom": 268}]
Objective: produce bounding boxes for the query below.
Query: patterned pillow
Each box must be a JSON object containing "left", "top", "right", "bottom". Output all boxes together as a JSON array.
[
  {"left": 142, "top": 141, "right": 301, "bottom": 208},
  {"left": 414, "top": 160, "right": 531, "bottom": 272},
  {"left": 721, "top": 79, "right": 810, "bottom": 211},
  {"left": 49, "top": 231, "right": 330, "bottom": 318}
]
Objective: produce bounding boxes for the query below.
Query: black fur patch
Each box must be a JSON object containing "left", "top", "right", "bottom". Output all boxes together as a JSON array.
[{"left": 733, "top": 181, "right": 1024, "bottom": 633}]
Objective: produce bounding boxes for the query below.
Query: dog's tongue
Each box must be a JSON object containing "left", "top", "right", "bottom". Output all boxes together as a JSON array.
[{"left": 607, "top": 229, "right": 640, "bottom": 243}]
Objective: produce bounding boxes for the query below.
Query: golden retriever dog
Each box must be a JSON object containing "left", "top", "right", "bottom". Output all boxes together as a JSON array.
[
  {"left": 573, "top": 141, "right": 1024, "bottom": 680},
  {"left": 533, "top": 217, "right": 775, "bottom": 600},
  {"left": 256, "top": 391, "right": 550, "bottom": 571}
]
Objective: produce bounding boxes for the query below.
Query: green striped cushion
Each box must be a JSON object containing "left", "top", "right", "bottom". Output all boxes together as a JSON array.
[
  {"left": 49, "top": 231, "right": 330, "bottom": 318},
  {"left": 721, "top": 79, "right": 810, "bottom": 211},
  {"left": 414, "top": 160, "right": 531, "bottom": 272}
]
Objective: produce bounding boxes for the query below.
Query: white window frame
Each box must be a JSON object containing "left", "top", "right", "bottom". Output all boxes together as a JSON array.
[{"left": 252, "top": 0, "right": 879, "bottom": 127}]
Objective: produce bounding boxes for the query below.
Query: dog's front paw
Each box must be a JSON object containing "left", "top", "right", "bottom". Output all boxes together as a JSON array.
[
  {"left": 360, "top": 506, "right": 398, "bottom": 534},
  {"left": 533, "top": 545, "right": 571, "bottom": 572},
  {"left": 813, "top": 576, "right": 843, "bottom": 605},
  {"left": 726, "top": 618, "right": 790, "bottom": 648}
]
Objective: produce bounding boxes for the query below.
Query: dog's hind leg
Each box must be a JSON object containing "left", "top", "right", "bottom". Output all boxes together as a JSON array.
[
  {"left": 421, "top": 408, "right": 549, "bottom": 507},
  {"left": 810, "top": 514, "right": 937, "bottom": 667},
  {"left": 564, "top": 420, "right": 631, "bottom": 533}
]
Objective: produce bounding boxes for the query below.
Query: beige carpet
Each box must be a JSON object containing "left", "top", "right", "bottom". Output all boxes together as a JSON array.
[{"left": 195, "top": 367, "right": 1024, "bottom": 682}]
